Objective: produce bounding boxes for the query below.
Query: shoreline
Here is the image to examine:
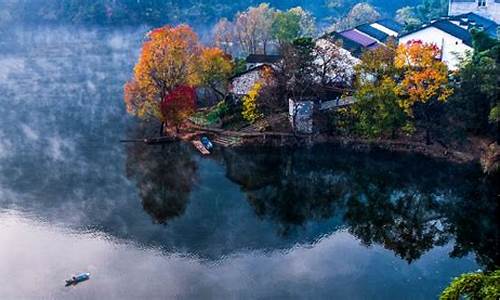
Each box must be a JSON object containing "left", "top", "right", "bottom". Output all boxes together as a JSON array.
[
  {"left": 175, "top": 127, "right": 483, "bottom": 164},
  {"left": 167, "top": 121, "right": 498, "bottom": 173},
  {"left": 238, "top": 134, "right": 478, "bottom": 164}
]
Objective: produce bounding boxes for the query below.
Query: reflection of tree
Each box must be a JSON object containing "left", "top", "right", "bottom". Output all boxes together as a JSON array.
[
  {"left": 221, "top": 145, "right": 498, "bottom": 268},
  {"left": 445, "top": 175, "right": 500, "bottom": 270},
  {"left": 125, "top": 135, "right": 197, "bottom": 224},
  {"left": 222, "top": 147, "right": 347, "bottom": 235},
  {"left": 345, "top": 192, "right": 448, "bottom": 263}
]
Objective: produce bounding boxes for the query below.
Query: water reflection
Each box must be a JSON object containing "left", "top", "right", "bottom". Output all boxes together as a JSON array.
[
  {"left": 121, "top": 141, "right": 498, "bottom": 269},
  {"left": 215, "top": 146, "right": 499, "bottom": 268},
  {"left": 0, "top": 25, "right": 497, "bottom": 298},
  {"left": 126, "top": 138, "right": 198, "bottom": 224}
]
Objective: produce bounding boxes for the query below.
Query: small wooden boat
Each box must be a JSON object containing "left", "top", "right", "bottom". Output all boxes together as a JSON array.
[
  {"left": 65, "top": 272, "right": 90, "bottom": 286},
  {"left": 192, "top": 140, "right": 210, "bottom": 155}
]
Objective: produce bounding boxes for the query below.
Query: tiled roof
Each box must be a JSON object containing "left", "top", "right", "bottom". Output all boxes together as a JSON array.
[
  {"left": 229, "top": 64, "right": 268, "bottom": 80},
  {"left": 245, "top": 54, "right": 281, "bottom": 64},
  {"left": 450, "top": 12, "right": 499, "bottom": 37},
  {"left": 399, "top": 20, "right": 473, "bottom": 47},
  {"left": 339, "top": 29, "right": 379, "bottom": 47},
  {"left": 374, "top": 19, "right": 404, "bottom": 33},
  {"left": 356, "top": 24, "right": 389, "bottom": 42},
  {"left": 432, "top": 20, "right": 473, "bottom": 46},
  {"left": 322, "top": 32, "right": 364, "bottom": 57}
]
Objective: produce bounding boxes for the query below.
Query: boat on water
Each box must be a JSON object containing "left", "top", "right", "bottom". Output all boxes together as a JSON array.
[
  {"left": 65, "top": 272, "right": 90, "bottom": 286},
  {"left": 200, "top": 136, "right": 213, "bottom": 151}
]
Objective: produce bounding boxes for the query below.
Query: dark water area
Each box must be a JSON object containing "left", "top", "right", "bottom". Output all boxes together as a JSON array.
[{"left": 0, "top": 26, "right": 498, "bottom": 299}]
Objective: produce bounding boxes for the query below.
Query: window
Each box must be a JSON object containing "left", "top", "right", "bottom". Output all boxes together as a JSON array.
[{"left": 478, "top": 0, "right": 487, "bottom": 7}]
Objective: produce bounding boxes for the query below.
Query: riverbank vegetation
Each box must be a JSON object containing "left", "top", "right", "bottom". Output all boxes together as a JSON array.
[{"left": 123, "top": 3, "right": 498, "bottom": 166}]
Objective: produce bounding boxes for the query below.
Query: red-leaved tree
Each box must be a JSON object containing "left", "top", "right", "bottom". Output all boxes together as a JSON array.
[{"left": 160, "top": 86, "right": 197, "bottom": 130}]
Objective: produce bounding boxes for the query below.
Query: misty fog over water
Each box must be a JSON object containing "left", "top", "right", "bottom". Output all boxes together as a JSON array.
[{"left": 0, "top": 26, "right": 497, "bottom": 299}]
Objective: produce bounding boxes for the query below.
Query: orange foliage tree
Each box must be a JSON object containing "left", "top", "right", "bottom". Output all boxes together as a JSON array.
[
  {"left": 395, "top": 40, "right": 453, "bottom": 144},
  {"left": 124, "top": 24, "right": 235, "bottom": 133},
  {"left": 124, "top": 25, "right": 201, "bottom": 123}
]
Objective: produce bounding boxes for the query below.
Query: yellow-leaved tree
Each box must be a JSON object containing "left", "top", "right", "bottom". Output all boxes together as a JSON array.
[
  {"left": 242, "top": 82, "right": 263, "bottom": 123},
  {"left": 198, "top": 47, "right": 234, "bottom": 100},
  {"left": 395, "top": 40, "right": 453, "bottom": 144}
]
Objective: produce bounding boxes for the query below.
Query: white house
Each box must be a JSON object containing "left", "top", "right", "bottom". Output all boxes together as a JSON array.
[
  {"left": 398, "top": 20, "right": 473, "bottom": 70},
  {"left": 449, "top": 0, "right": 500, "bottom": 23}
]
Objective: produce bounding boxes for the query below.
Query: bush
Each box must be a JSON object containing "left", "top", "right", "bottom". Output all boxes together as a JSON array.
[{"left": 440, "top": 270, "right": 500, "bottom": 300}]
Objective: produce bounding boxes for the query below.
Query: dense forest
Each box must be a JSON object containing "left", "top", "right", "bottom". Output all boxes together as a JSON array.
[{"left": 0, "top": 0, "right": 424, "bottom": 27}]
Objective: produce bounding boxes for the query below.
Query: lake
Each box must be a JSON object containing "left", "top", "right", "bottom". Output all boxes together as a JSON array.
[{"left": 0, "top": 26, "right": 497, "bottom": 299}]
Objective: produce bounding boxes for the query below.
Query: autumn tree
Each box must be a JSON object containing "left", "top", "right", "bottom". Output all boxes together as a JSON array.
[
  {"left": 124, "top": 25, "right": 201, "bottom": 125},
  {"left": 351, "top": 42, "right": 406, "bottom": 137},
  {"left": 395, "top": 40, "right": 453, "bottom": 144},
  {"left": 213, "top": 18, "right": 234, "bottom": 54},
  {"left": 242, "top": 82, "right": 263, "bottom": 123},
  {"left": 235, "top": 3, "right": 275, "bottom": 55},
  {"left": 198, "top": 47, "right": 234, "bottom": 100},
  {"left": 160, "top": 85, "right": 197, "bottom": 131}
]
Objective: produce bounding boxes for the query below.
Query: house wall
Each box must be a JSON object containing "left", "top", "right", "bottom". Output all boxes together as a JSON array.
[
  {"left": 398, "top": 27, "right": 473, "bottom": 70},
  {"left": 449, "top": 0, "right": 500, "bottom": 23},
  {"left": 289, "top": 99, "right": 314, "bottom": 134},
  {"left": 229, "top": 69, "right": 262, "bottom": 96}
]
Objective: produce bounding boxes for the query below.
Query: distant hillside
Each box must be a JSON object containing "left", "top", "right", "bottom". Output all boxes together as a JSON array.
[{"left": 1, "top": 0, "right": 420, "bottom": 27}]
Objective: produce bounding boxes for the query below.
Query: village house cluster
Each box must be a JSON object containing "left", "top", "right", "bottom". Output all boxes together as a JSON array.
[{"left": 228, "top": 0, "right": 499, "bottom": 134}]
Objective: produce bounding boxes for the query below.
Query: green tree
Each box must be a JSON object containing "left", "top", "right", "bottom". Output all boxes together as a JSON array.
[
  {"left": 395, "top": 6, "right": 422, "bottom": 32},
  {"left": 440, "top": 270, "right": 500, "bottom": 300},
  {"left": 332, "top": 2, "right": 381, "bottom": 31},
  {"left": 352, "top": 43, "right": 406, "bottom": 137},
  {"left": 272, "top": 10, "right": 302, "bottom": 44},
  {"left": 448, "top": 31, "right": 500, "bottom": 140},
  {"left": 416, "top": 0, "right": 448, "bottom": 22},
  {"left": 288, "top": 7, "right": 316, "bottom": 37}
]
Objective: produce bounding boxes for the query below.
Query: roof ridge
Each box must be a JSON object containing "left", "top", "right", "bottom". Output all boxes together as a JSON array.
[{"left": 399, "top": 19, "right": 473, "bottom": 47}]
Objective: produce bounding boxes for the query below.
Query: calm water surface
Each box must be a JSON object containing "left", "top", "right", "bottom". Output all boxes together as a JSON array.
[{"left": 0, "top": 26, "right": 498, "bottom": 299}]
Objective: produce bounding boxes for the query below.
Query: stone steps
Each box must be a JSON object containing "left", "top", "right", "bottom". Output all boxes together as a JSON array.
[{"left": 213, "top": 136, "right": 242, "bottom": 147}]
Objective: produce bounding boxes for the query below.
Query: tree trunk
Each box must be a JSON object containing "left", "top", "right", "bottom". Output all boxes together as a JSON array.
[
  {"left": 211, "top": 85, "right": 226, "bottom": 101},
  {"left": 425, "top": 127, "right": 431, "bottom": 145},
  {"left": 159, "top": 122, "right": 165, "bottom": 136},
  {"left": 496, "top": 121, "right": 500, "bottom": 145}
]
